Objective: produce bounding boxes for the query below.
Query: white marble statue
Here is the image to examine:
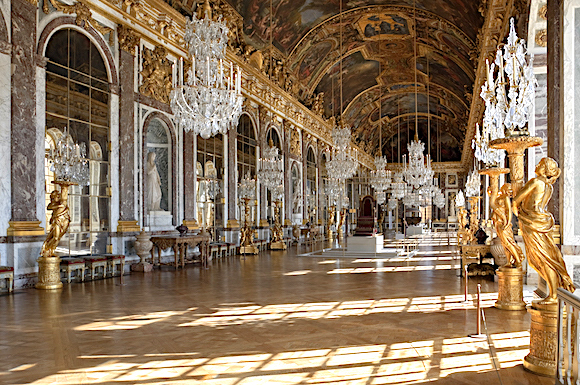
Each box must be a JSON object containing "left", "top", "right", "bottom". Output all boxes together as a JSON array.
[{"left": 147, "top": 152, "right": 163, "bottom": 211}]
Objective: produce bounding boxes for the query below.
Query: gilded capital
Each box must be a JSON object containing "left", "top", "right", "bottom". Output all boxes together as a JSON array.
[{"left": 118, "top": 25, "right": 140, "bottom": 56}]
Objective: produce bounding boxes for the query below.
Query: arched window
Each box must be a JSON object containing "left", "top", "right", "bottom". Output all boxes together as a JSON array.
[
  {"left": 237, "top": 114, "right": 256, "bottom": 180},
  {"left": 266, "top": 127, "right": 281, "bottom": 150},
  {"left": 45, "top": 29, "right": 110, "bottom": 255},
  {"left": 146, "top": 118, "right": 171, "bottom": 212},
  {"left": 197, "top": 134, "right": 224, "bottom": 230}
]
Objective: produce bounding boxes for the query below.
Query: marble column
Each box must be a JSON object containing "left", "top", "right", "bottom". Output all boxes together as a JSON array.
[
  {"left": 8, "top": 0, "right": 43, "bottom": 236},
  {"left": 547, "top": 0, "right": 563, "bottom": 224},
  {"left": 302, "top": 140, "right": 308, "bottom": 223},
  {"left": 227, "top": 128, "right": 238, "bottom": 228},
  {"left": 283, "top": 123, "right": 291, "bottom": 225},
  {"left": 117, "top": 43, "right": 140, "bottom": 232},
  {"left": 183, "top": 130, "right": 197, "bottom": 228}
]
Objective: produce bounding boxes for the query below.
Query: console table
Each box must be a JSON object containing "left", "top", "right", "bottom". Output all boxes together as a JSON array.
[{"left": 150, "top": 234, "right": 211, "bottom": 269}]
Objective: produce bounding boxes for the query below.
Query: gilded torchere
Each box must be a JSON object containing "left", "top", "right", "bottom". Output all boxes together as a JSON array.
[
  {"left": 327, "top": 205, "right": 336, "bottom": 241},
  {"left": 512, "top": 157, "right": 575, "bottom": 376},
  {"left": 481, "top": 167, "right": 526, "bottom": 311},
  {"left": 457, "top": 206, "right": 471, "bottom": 245},
  {"left": 270, "top": 200, "right": 286, "bottom": 250},
  {"left": 37, "top": 181, "right": 74, "bottom": 290},
  {"left": 239, "top": 197, "right": 259, "bottom": 255}
]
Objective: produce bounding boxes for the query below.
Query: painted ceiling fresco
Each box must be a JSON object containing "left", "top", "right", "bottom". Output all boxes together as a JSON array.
[{"left": 167, "top": 0, "right": 483, "bottom": 163}]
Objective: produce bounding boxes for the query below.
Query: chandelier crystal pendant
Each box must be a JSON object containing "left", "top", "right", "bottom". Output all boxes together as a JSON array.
[
  {"left": 170, "top": 0, "right": 244, "bottom": 139},
  {"left": 47, "top": 127, "right": 90, "bottom": 185},
  {"left": 433, "top": 189, "right": 445, "bottom": 209}
]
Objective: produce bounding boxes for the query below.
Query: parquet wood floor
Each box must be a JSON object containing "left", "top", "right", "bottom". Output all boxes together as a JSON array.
[{"left": 0, "top": 234, "right": 553, "bottom": 384}]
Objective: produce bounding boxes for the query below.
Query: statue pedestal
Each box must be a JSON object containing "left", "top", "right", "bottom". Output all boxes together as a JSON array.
[
  {"left": 239, "top": 245, "right": 259, "bottom": 255},
  {"left": 523, "top": 301, "right": 558, "bottom": 377},
  {"left": 495, "top": 266, "right": 526, "bottom": 311},
  {"left": 270, "top": 241, "right": 286, "bottom": 250},
  {"left": 131, "top": 262, "right": 153, "bottom": 273},
  {"left": 36, "top": 256, "right": 63, "bottom": 290},
  {"left": 148, "top": 211, "right": 173, "bottom": 230},
  {"left": 347, "top": 235, "right": 384, "bottom": 253}
]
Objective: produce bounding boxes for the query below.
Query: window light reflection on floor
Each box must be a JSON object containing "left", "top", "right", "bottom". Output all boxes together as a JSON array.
[{"left": 26, "top": 331, "right": 530, "bottom": 384}]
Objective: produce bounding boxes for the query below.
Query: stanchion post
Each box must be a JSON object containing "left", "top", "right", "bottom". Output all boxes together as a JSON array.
[
  {"left": 464, "top": 264, "right": 469, "bottom": 302},
  {"left": 469, "top": 283, "right": 486, "bottom": 338}
]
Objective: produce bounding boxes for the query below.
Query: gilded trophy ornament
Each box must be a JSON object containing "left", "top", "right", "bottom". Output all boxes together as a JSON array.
[
  {"left": 270, "top": 200, "right": 286, "bottom": 250},
  {"left": 140, "top": 46, "right": 173, "bottom": 104}
]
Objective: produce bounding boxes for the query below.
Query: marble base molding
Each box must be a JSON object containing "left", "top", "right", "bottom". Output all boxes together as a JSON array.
[
  {"left": 523, "top": 302, "right": 558, "bottom": 377},
  {"left": 117, "top": 220, "right": 140, "bottom": 233},
  {"left": 7, "top": 221, "right": 44, "bottom": 236},
  {"left": 495, "top": 266, "right": 527, "bottom": 311}
]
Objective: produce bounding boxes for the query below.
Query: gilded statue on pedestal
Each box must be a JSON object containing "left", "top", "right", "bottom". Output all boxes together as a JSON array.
[
  {"left": 489, "top": 183, "right": 524, "bottom": 267},
  {"left": 512, "top": 157, "right": 575, "bottom": 303},
  {"left": 457, "top": 206, "right": 471, "bottom": 244},
  {"left": 41, "top": 184, "right": 71, "bottom": 258}
]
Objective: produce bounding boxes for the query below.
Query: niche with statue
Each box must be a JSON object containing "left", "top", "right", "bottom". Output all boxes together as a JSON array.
[{"left": 145, "top": 118, "right": 173, "bottom": 229}]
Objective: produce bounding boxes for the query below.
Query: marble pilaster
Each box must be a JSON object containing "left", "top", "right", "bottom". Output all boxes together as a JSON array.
[
  {"left": 0, "top": 51, "right": 11, "bottom": 236},
  {"left": 118, "top": 48, "right": 138, "bottom": 229},
  {"left": 547, "top": 0, "right": 563, "bottom": 224},
  {"left": 183, "top": 130, "right": 196, "bottom": 224},
  {"left": 283, "top": 123, "right": 291, "bottom": 224},
  {"left": 227, "top": 128, "right": 237, "bottom": 225},
  {"left": 9, "top": 0, "right": 42, "bottom": 233}
]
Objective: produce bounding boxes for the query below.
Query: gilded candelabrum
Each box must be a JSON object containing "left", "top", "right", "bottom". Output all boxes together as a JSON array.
[
  {"left": 37, "top": 181, "right": 75, "bottom": 290},
  {"left": 239, "top": 197, "right": 258, "bottom": 255},
  {"left": 456, "top": 206, "right": 471, "bottom": 245},
  {"left": 510, "top": 157, "right": 575, "bottom": 375},
  {"left": 337, "top": 208, "right": 346, "bottom": 239},
  {"left": 467, "top": 196, "right": 481, "bottom": 242},
  {"left": 327, "top": 205, "right": 336, "bottom": 241},
  {"left": 480, "top": 167, "right": 526, "bottom": 311},
  {"left": 270, "top": 200, "right": 286, "bottom": 250}
]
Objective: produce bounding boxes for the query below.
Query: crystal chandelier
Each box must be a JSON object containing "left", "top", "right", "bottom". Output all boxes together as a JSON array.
[
  {"left": 479, "top": 18, "right": 536, "bottom": 140},
  {"left": 387, "top": 197, "right": 398, "bottom": 211},
  {"left": 170, "top": 1, "right": 244, "bottom": 139},
  {"left": 326, "top": 123, "right": 358, "bottom": 181},
  {"left": 455, "top": 190, "right": 465, "bottom": 207},
  {"left": 376, "top": 190, "right": 386, "bottom": 205},
  {"left": 390, "top": 172, "right": 406, "bottom": 199},
  {"left": 371, "top": 156, "right": 392, "bottom": 194},
  {"left": 465, "top": 170, "right": 481, "bottom": 197},
  {"left": 272, "top": 183, "right": 284, "bottom": 201},
  {"left": 324, "top": 177, "right": 342, "bottom": 206},
  {"left": 258, "top": 141, "right": 284, "bottom": 190},
  {"left": 403, "top": 137, "right": 434, "bottom": 190},
  {"left": 47, "top": 127, "right": 89, "bottom": 185},
  {"left": 433, "top": 189, "right": 445, "bottom": 209},
  {"left": 238, "top": 172, "right": 256, "bottom": 200}
]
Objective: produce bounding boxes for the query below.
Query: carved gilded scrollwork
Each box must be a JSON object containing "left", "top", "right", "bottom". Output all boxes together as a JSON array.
[
  {"left": 118, "top": 24, "right": 140, "bottom": 56},
  {"left": 43, "top": 0, "right": 113, "bottom": 38},
  {"left": 290, "top": 126, "right": 301, "bottom": 157},
  {"left": 535, "top": 29, "right": 547, "bottom": 47},
  {"left": 139, "top": 46, "right": 173, "bottom": 104}
]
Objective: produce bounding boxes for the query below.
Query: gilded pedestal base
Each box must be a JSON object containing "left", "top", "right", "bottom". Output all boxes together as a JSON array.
[
  {"left": 495, "top": 266, "right": 526, "bottom": 311},
  {"left": 7, "top": 220, "right": 44, "bottom": 236},
  {"left": 36, "top": 256, "right": 63, "bottom": 290},
  {"left": 523, "top": 302, "right": 558, "bottom": 377},
  {"left": 117, "top": 220, "right": 140, "bottom": 233},
  {"left": 239, "top": 245, "right": 259, "bottom": 255},
  {"left": 270, "top": 241, "right": 286, "bottom": 250}
]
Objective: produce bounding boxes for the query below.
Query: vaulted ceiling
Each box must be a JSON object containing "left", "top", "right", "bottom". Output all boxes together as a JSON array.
[{"left": 170, "top": 0, "right": 485, "bottom": 163}]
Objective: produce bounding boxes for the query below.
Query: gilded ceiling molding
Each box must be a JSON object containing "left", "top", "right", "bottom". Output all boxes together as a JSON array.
[
  {"left": 43, "top": 0, "right": 113, "bottom": 40},
  {"left": 118, "top": 24, "right": 140, "bottom": 55}
]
